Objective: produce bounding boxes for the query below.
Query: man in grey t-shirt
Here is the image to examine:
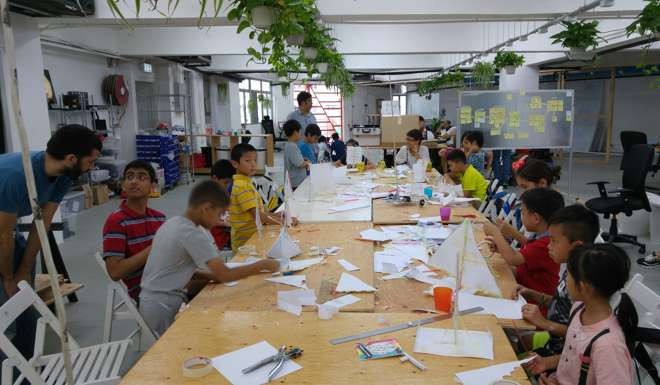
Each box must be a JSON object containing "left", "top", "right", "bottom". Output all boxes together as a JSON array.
[
  {"left": 139, "top": 180, "right": 279, "bottom": 336},
  {"left": 286, "top": 91, "right": 316, "bottom": 132}
]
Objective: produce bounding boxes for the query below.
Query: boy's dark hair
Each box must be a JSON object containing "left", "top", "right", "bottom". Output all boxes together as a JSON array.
[
  {"left": 520, "top": 187, "right": 565, "bottom": 223},
  {"left": 346, "top": 139, "right": 360, "bottom": 146},
  {"left": 123, "top": 160, "right": 156, "bottom": 182},
  {"left": 464, "top": 131, "right": 484, "bottom": 148},
  {"left": 516, "top": 158, "right": 561, "bottom": 186},
  {"left": 211, "top": 159, "right": 236, "bottom": 180},
  {"left": 406, "top": 129, "right": 423, "bottom": 143},
  {"left": 567, "top": 244, "right": 637, "bottom": 353},
  {"left": 548, "top": 204, "right": 600, "bottom": 243},
  {"left": 297, "top": 91, "right": 312, "bottom": 105},
  {"left": 305, "top": 124, "right": 322, "bottom": 137},
  {"left": 188, "top": 180, "right": 230, "bottom": 208},
  {"left": 47, "top": 124, "right": 102, "bottom": 160},
  {"left": 230, "top": 143, "right": 257, "bottom": 162},
  {"left": 331, "top": 133, "right": 339, "bottom": 141},
  {"left": 283, "top": 119, "right": 301, "bottom": 137},
  {"left": 419, "top": 116, "right": 425, "bottom": 122},
  {"left": 446, "top": 149, "right": 467, "bottom": 164},
  {"left": 318, "top": 135, "right": 327, "bottom": 143}
]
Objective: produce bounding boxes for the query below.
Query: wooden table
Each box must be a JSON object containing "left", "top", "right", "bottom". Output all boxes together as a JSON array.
[
  {"left": 191, "top": 222, "right": 376, "bottom": 313},
  {"left": 372, "top": 199, "right": 487, "bottom": 225},
  {"left": 120, "top": 311, "right": 531, "bottom": 385}
]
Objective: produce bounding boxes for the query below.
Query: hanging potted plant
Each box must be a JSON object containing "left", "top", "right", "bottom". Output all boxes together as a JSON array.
[
  {"left": 626, "top": 0, "right": 660, "bottom": 38},
  {"left": 550, "top": 20, "right": 604, "bottom": 61},
  {"left": 472, "top": 61, "right": 496, "bottom": 88},
  {"left": 493, "top": 51, "right": 525, "bottom": 75},
  {"left": 257, "top": 94, "right": 272, "bottom": 113}
]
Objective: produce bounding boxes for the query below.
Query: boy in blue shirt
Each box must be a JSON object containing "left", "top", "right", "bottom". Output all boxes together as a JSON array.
[{"left": 298, "top": 124, "right": 321, "bottom": 164}]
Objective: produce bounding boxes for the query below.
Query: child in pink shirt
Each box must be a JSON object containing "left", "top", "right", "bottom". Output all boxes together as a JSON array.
[{"left": 527, "top": 244, "right": 637, "bottom": 385}]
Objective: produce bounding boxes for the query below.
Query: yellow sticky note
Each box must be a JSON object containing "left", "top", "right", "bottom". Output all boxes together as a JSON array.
[
  {"left": 509, "top": 111, "right": 521, "bottom": 128},
  {"left": 490, "top": 128, "right": 502, "bottom": 136},
  {"left": 504, "top": 132, "right": 515, "bottom": 140},
  {"left": 489, "top": 106, "right": 506, "bottom": 127},
  {"left": 517, "top": 131, "right": 529, "bottom": 139},
  {"left": 529, "top": 96, "right": 543, "bottom": 110},
  {"left": 566, "top": 111, "right": 573, "bottom": 122},
  {"left": 506, "top": 94, "right": 513, "bottom": 101},
  {"left": 520, "top": 90, "right": 526, "bottom": 96},
  {"left": 528, "top": 114, "right": 546, "bottom": 133},
  {"left": 547, "top": 99, "right": 564, "bottom": 112},
  {"left": 475, "top": 109, "right": 487, "bottom": 124},
  {"left": 552, "top": 115, "right": 558, "bottom": 123}
]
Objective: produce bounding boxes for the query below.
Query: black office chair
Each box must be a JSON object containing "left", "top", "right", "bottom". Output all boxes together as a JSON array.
[
  {"left": 620, "top": 131, "right": 647, "bottom": 170},
  {"left": 586, "top": 144, "right": 654, "bottom": 254}
]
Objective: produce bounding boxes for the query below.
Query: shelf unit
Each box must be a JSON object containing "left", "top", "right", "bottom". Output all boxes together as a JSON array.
[{"left": 136, "top": 134, "right": 181, "bottom": 188}]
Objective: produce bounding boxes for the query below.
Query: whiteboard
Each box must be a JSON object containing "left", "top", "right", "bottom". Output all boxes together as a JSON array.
[{"left": 458, "top": 90, "right": 574, "bottom": 150}]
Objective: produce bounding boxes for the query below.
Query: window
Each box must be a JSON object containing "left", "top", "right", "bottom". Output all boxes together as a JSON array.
[
  {"left": 392, "top": 95, "right": 407, "bottom": 116},
  {"left": 239, "top": 79, "right": 272, "bottom": 125}
]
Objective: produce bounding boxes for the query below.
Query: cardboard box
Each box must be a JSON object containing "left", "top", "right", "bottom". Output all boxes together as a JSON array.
[
  {"left": 82, "top": 185, "right": 94, "bottom": 209},
  {"left": 92, "top": 184, "right": 110, "bottom": 205},
  {"left": 380, "top": 115, "right": 419, "bottom": 147}
]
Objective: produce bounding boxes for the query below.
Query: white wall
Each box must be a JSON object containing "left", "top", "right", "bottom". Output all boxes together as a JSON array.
[
  {"left": 0, "top": 15, "right": 50, "bottom": 152},
  {"left": 345, "top": 85, "right": 392, "bottom": 127}
]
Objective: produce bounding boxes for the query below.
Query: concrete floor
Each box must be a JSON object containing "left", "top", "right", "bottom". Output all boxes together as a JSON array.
[{"left": 49, "top": 152, "right": 659, "bottom": 373}]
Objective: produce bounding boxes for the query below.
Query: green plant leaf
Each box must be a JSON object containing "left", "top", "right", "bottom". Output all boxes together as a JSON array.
[{"left": 237, "top": 19, "right": 251, "bottom": 33}]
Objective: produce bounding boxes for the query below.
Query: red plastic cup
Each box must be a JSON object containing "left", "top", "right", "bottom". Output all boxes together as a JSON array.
[
  {"left": 440, "top": 206, "right": 452, "bottom": 222},
  {"left": 433, "top": 286, "right": 453, "bottom": 313}
]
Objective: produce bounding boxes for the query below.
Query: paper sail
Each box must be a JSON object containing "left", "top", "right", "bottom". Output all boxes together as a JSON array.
[
  {"left": 332, "top": 166, "right": 350, "bottom": 185},
  {"left": 413, "top": 160, "right": 427, "bottom": 182},
  {"left": 346, "top": 146, "right": 363, "bottom": 166},
  {"left": 266, "top": 227, "right": 301, "bottom": 260},
  {"left": 428, "top": 221, "right": 502, "bottom": 297},
  {"left": 335, "top": 272, "right": 376, "bottom": 292},
  {"left": 283, "top": 171, "right": 294, "bottom": 227},
  {"left": 310, "top": 163, "right": 336, "bottom": 195}
]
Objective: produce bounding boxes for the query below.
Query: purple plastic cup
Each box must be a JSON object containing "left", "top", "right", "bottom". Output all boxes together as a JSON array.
[{"left": 440, "top": 206, "right": 452, "bottom": 222}]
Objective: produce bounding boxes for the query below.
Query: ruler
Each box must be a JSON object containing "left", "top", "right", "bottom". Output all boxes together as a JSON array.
[{"left": 329, "top": 306, "right": 484, "bottom": 345}]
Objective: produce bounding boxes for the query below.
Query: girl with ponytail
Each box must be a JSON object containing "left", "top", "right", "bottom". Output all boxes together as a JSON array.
[{"left": 527, "top": 243, "right": 638, "bottom": 385}]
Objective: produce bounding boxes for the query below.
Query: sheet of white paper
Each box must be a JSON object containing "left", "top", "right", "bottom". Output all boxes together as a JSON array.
[
  {"left": 337, "top": 259, "right": 359, "bottom": 271},
  {"left": 360, "top": 229, "right": 391, "bottom": 242},
  {"left": 417, "top": 216, "right": 442, "bottom": 224},
  {"left": 423, "top": 226, "right": 453, "bottom": 240},
  {"left": 455, "top": 356, "right": 535, "bottom": 385},
  {"left": 310, "top": 163, "right": 335, "bottom": 194},
  {"left": 265, "top": 275, "right": 308, "bottom": 289},
  {"left": 321, "top": 294, "right": 361, "bottom": 309},
  {"left": 287, "top": 257, "right": 323, "bottom": 272},
  {"left": 370, "top": 192, "right": 389, "bottom": 199},
  {"left": 212, "top": 341, "right": 302, "bottom": 385},
  {"left": 346, "top": 146, "right": 364, "bottom": 166},
  {"left": 379, "top": 225, "right": 420, "bottom": 240},
  {"left": 277, "top": 289, "right": 317, "bottom": 316},
  {"left": 458, "top": 292, "right": 526, "bottom": 319},
  {"left": 332, "top": 166, "right": 350, "bottom": 184},
  {"left": 374, "top": 251, "right": 411, "bottom": 273},
  {"left": 225, "top": 281, "right": 239, "bottom": 287},
  {"left": 335, "top": 272, "right": 376, "bottom": 292},
  {"left": 385, "top": 244, "right": 429, "bottom": 264},
  {"left": 428, "top": 221, "right": 502, "bottom": 297},
  {"left": 329, "top": 201, "right": 371, "bottom": 213},
  {"left": 322, "top": 246, "right": 342, "bottom": 255},
  {"left": 266, "top": 228, "right": 302, "bottom": 260},
  {"left": 413, "top": 327, "right": 494, "bottom": 360}
]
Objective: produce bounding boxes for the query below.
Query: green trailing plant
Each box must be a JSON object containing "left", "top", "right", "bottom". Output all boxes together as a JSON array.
[
  {"left": 417, "top": 71, "right": 464, "bottom": 96},
  {"left": 472, "top": 61, "right": 496, "bottom": 88},
  {"left": 626, "top": 0, "right": 660, "bottom": 37},
  {"left": 493, "top": 51, "right": 525, "bottom": 70},
  {"left": 106, "top": 0, "right": 355, "bottom": 96},
  {"left": 550, "top": 20, "right": 604, "bottom": 50}
]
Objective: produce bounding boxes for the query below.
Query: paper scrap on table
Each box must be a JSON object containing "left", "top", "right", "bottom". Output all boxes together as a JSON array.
[
  {"left": 374, "top": 251, "right": 411, "bottom": 273},
  {"left": 385, "top": 244, "right": 429, "bottom": 264},
  {"left": 455, "top": 356, "right": 535, "bottom": 385},
  {"left": 338, "top": 259, "right": 359, "bottom": 271},
  {"left": 225, "top": 281, "right": 239, "bottom": 287},
  {"left": 226, "top": 256, "right": 261, "bottom": 269},
  {"left": 265, "top": 275, "right": 308, "bottom": 289},
  {"left": 212, "top": 341, "right": 302, "bottom": 385},
  {"left": 277, "top": 289, "right": 317, "bottom": 316},
  {"left": 413, "top": 327, "right": 494, "bottom": 360},
  {"left": 266, "top": 228, "right": 301, "bottom": 260},
  {"left": 458, "top": 292, "right": 526, "bottom": 319},
  {"left": 424, "top": 226, "right": 453, "bottom": 240},
  {"left": 322, "top": 246, "right": 342, "bottom": 255},
  {"left": 335, "top": 272, "right": 376, "bottom": 292},
  {"left": 329, "top": 201, "right": 371, "bottom": 213},
  {"left": 379, "top": 225, "right": 419, "bottom": 240},
  {"left": 382, "top": 266, "right": 453, "bottom": 287},
  {"left": 321, "top": 294, "right": 361, "bottom": 309},
  {"left": 287, "top": 257, "right": 323, "bottom": 272},
  {"left": 359, "top": 229, "right": 391, "bottom": 242}
]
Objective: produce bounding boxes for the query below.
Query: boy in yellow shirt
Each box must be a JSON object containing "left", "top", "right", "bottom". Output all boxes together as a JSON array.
[
  {"left": 229, "top": 143, "right": 298, "bottom": 252},
  {"left": 445, "top": 149, "right": 489, "bottom": 201}
]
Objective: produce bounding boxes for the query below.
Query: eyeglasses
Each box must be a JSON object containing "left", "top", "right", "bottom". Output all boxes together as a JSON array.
[{"left": 124, "top": 174, "right": 151, "bottom": 182}]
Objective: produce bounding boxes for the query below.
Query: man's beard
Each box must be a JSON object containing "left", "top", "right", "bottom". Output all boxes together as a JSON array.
[{"left": 62, "top": 161, "right": 84, "bottom": 179}]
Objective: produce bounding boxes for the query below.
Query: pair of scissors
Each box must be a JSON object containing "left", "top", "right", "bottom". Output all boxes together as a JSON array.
[{"left": 241, "top": 346, "right": 303, "bottom": 382}]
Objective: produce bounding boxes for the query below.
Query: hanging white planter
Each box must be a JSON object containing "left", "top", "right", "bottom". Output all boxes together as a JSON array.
[
  {"left": 504, "top": 65, "right": 516, "bottom": 75},
  {"left": 251, "top": 6, "right": 276, "bottom": 29},
  {"left": 286, "top": 34, "right": 305, "bottom": 46},
  {"left": 302, "top": 47, "right": 318, "bottom": 60},
  {"left": 567, "top": 47, "right": 595, "bottom": 61},
  {"left": 316, "top": 62, "right": 329, "bottom": 73}
]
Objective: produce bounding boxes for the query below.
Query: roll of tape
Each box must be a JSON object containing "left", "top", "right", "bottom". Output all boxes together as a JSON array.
[{"left": 182, "top": 356, "right": 213, "bottom": 378}]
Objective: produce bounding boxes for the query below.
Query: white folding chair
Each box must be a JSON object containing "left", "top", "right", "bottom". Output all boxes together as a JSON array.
[
  {"left": 94, "top": 252, "right": 157, "bottom": 350},
  {"left": 624, "top": 273, "right": 660, "bottom": 385},
  {"left": 0, "top": 281, "right": 130, "bottom": 385}
]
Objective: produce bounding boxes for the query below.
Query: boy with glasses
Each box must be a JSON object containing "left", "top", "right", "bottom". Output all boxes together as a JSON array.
[{"left": 102, "top": 160, "right": 166, "bottom": 301}]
